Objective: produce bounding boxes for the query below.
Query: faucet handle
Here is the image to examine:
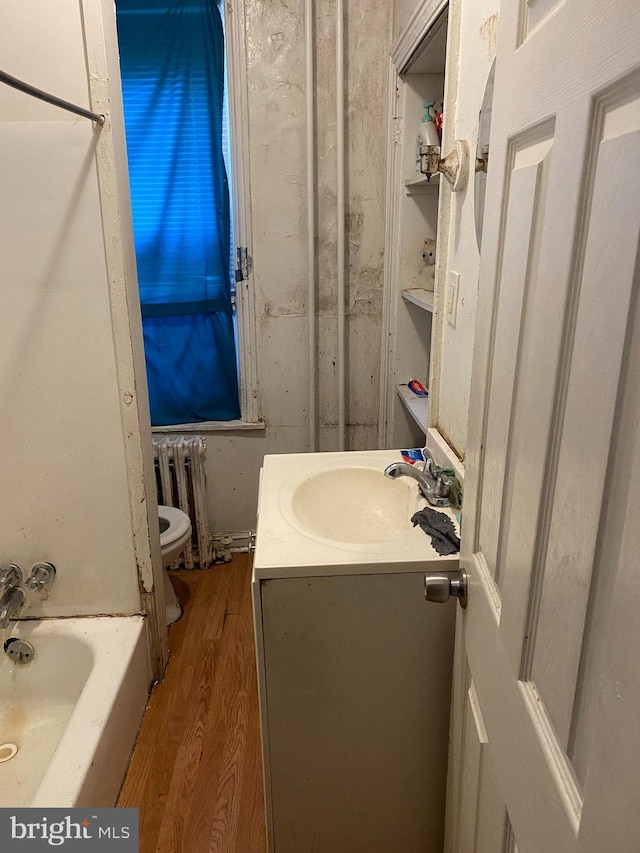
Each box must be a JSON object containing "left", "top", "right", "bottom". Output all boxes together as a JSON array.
[
  {"left": 0, "top": 563, "right": 22, "bottom": 590},
  {"left": 25, "top": 562, "right": 56, "bottom": 592},
  {"left": 432, "top": 472, "right": 452, "bottom": 500},
  {"left": 422, "top": 449, "right": 438, "bottom": 477}
]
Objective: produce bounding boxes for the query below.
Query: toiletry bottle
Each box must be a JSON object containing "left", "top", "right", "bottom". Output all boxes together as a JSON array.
[
  {"left": 432, "top": 99, "right": 444, "bottom": 143},
  {"left": 416, "top": 102, "right": 440, "bottom": 174}
]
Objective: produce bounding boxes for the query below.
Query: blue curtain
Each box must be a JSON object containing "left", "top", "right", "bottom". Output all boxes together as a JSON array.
[{"left": 116, "top": 0, "right": 240, "bottom": 425}]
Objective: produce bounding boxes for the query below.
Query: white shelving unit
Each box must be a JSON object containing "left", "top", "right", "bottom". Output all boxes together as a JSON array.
[
  {"left": 404, "top": 173, "right": 440, "bottom": 193},
  {"left": 396, "top": 384, "right": 430, "bottom": 433},
  {"left": 402, "top": 288, "right": 434, "bottom": 312},
  {"left": 381, "top": 5, "right": 448, "bottom": 450}
]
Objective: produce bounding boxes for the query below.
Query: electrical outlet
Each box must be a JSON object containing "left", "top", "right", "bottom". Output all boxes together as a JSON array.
[{"left": 447, "top": 271, "right": 460, "bottom": 328}]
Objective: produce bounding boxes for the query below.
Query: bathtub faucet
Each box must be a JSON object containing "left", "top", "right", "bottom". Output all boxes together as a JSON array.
[
  {"left": 0, "top": 563, "right": 25, "bottom": 629},
  {"left": 384, "top": 453, "right": 451, "bottom": 508},
  {"left": 0, "top": 585, "right": 25, "bottom": 630}
]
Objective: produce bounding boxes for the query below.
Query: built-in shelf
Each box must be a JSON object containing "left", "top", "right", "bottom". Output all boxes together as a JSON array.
[
  {"left": 396, "top": 384, "right": 429, "bottom": 433},
  {"left": 404, "top": 173, "right": 440, "bottom": 193},
  {"left": 402, "top": 288, "right": 434, "bottom": 312}
]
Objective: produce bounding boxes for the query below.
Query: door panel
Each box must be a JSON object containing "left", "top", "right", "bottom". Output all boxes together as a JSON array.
[
  {"left": 576, "top": 354, "right": 640, "bottom": 850},
  {"left": 466, "top": 683, "right": 507, "bottom": 853},
  {"left": 530, "top": 94, "right": 640, "bottom": 750},
  {"left": 450, "top": 663, "right": 509, "bottom": 853},
  {"left": 519, "top": 0, "right": 563, "bottom": 41},
  {"left": 478, "top": 144, "right": 552, "bottom": 583},
  {"left": 446, "top": 1, "right": 640, "bottom": 851}
]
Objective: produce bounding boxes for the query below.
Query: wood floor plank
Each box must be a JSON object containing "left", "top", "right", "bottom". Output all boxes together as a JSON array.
[
  {"left": 194, "top": 564, "right": 233, "bottom": 641},
  {"left": 226, "top": 555, "right": 252, "bottom": 616},
  {"left": 205, "top": 677, "right": 249, "bottom": 853},
  {"left": 121, "top": 651, "right": 204, "bottom": 849},
  {"left": 136, "top": 636, "right": 201, "bottom": 748},
  {"left": 155, "top": 641, "right": 217, "bottom": 853},
  {"left": 117, "top": 556, "right": 265, "bottom": 853},
  {"left": 212, "top": 609, "right": 264, "bottom": 852},
  {"left": 117, "top": 746, "right": 155, "bottom": 809},
  {"left": 131, "top": 571, "right": 201, "bottom": 750},
  {"left": 233, "top": 621, "right": 267, "bottom": 853},
  {"left": 182, "top": 612, "right": 253, "bottom": 853},
  {"left": 119, "top": 647, "right": 203, "bottom": 848}
]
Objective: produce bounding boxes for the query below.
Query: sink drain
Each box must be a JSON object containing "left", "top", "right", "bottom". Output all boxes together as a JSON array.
[{"left": 0, "top": 743, "right": 18, "bottom": 762}]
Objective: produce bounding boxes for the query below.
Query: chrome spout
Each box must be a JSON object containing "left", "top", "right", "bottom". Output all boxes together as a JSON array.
[
  {"left": 0, "top": 586, "right": 25, "bottom": 630},
  {"left": 384, "top": 457, "right": 451, "bottom": 508}
]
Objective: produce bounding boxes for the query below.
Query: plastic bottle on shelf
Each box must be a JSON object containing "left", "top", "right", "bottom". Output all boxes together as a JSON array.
[
  {"left": 416, "top": 102, "right": 440, "bottom": 174},
  {"left": 432, "top": 99, "right": 444, "bottom": 143}
]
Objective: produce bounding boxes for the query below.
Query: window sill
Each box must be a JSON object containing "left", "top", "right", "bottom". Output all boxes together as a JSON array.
[{"left": 151, "top": 419, "right": 265, "bottom": 434}]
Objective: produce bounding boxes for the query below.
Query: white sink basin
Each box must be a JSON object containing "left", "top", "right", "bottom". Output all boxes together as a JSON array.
[
  {"left": 254, "top": 450, "right": 460, "bottom": 574},
  {"left": 290, "top": 467, "right": 416, "bottom": 544}
]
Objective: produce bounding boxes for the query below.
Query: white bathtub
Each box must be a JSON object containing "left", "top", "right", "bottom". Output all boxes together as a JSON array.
[{"left": 0, "top": 616, "right": 150, "bottom": 808}]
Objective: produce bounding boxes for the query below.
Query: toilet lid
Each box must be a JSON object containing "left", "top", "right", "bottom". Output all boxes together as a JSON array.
[{"left": 158, "top": 505, "right": 192, "bottom": 547}]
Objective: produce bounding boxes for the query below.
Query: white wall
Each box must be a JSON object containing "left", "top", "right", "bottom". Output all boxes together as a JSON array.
[
  {"left": 162, "top": 0, "right": 393, "bottom": 534},
  {"left": 0, "top": 1, "right": 161, "bottom": 627},
  {"left": 430, "top": 0, "right": 499, "bottom": 458}
]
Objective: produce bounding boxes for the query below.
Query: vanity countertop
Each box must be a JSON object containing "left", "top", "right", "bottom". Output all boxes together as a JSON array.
[{"left": 254, "top": 449, "right": 460, "bottom": 580}]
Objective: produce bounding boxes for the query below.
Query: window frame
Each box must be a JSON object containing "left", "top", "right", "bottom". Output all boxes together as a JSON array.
[
  {"left": 151, "top": 0, "right": 261, "bottom": 433},
  {"left": 224, "top": 0, "right": 259, "bottom": 426}
]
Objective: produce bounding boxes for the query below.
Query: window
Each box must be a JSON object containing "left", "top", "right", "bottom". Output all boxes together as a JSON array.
[{"left": 116, "top": 0, "right": 241, "bottom": 426}]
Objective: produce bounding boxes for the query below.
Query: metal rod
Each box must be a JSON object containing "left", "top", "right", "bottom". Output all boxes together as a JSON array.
[
  {"left": 336, "top": 0, "right": 346, "bottom": 452},
  {"left": 306, "top": 0, "right": 318, "bottom": 452},
  {"left": 0, "top": 69, "right": 105, "bottom": 125}
]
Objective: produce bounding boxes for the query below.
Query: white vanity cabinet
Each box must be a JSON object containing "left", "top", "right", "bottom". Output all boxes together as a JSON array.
[{"left": 252, "top": 450, "right": 461, "bottom": 853}]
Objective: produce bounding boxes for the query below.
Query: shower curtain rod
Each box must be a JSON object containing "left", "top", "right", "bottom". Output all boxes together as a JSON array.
[{"left": 0, "top": 69, "right": 105, "bottom": 124}]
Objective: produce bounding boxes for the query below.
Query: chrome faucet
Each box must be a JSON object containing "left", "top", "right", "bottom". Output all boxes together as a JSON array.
[
  {"left": 0, "top": 563, "right": 25, "bottom": 630},
  {"left": 384, "top": 452, "right": 451, "bottom": 507},
  {"left": 0, "top": 587, "right": 25, "bottom": 630}
]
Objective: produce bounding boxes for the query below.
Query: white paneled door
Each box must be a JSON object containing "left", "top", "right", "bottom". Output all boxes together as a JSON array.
[{"left": 445, "top": 1, "right": 640, "bottom": 851}]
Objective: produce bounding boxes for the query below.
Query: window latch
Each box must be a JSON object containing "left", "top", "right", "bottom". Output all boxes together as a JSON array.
[{"left": 235, "top": 247, "right": 252, "bottom": 282}]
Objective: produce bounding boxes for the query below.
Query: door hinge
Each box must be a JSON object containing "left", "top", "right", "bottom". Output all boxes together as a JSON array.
[
  {"left": 235, "top": 247, "right": 252, "bottom": 282},
  {"left": 475, "top": 143, "right": 490, "bottom": 173}
]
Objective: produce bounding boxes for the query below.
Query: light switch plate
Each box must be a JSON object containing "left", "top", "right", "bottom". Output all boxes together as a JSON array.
[{"left": 448, "top": 271, "right": 460, "bottom": 327}]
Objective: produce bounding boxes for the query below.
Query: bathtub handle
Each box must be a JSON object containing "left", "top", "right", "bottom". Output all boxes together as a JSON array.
[
  {"left": 25, "top": 562, "right": 56, "bottom": 592},
  {"left": 0, "top": 563, "right": 22, "bottom": 590}
]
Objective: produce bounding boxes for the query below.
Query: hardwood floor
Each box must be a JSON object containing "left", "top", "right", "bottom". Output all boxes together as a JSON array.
[{"left": 118, "top": 554, "right": 266, "bottom": 853}]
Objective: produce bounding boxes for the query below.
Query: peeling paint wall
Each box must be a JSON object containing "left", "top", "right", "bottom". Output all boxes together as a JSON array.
[
  {"left": 431, "top": 0, "right": 499, "bottom": 459},
  {"left": 200, "top": 0, "right": 392, "bottom": 532}
]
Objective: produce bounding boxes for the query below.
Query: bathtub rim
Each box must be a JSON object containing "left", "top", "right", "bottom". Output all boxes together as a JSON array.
[{"left": 4, "top": 615, "right": 151, "bottom": 808}]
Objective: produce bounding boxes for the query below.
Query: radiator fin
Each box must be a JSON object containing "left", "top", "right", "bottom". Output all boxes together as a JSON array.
[{"left": 152, "top": 436, "right": 210, "bottom": 569}]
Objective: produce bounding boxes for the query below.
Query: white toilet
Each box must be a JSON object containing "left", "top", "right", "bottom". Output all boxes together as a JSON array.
[{"left": 158, "top": 505, "right": 192, "bottom": 625}]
